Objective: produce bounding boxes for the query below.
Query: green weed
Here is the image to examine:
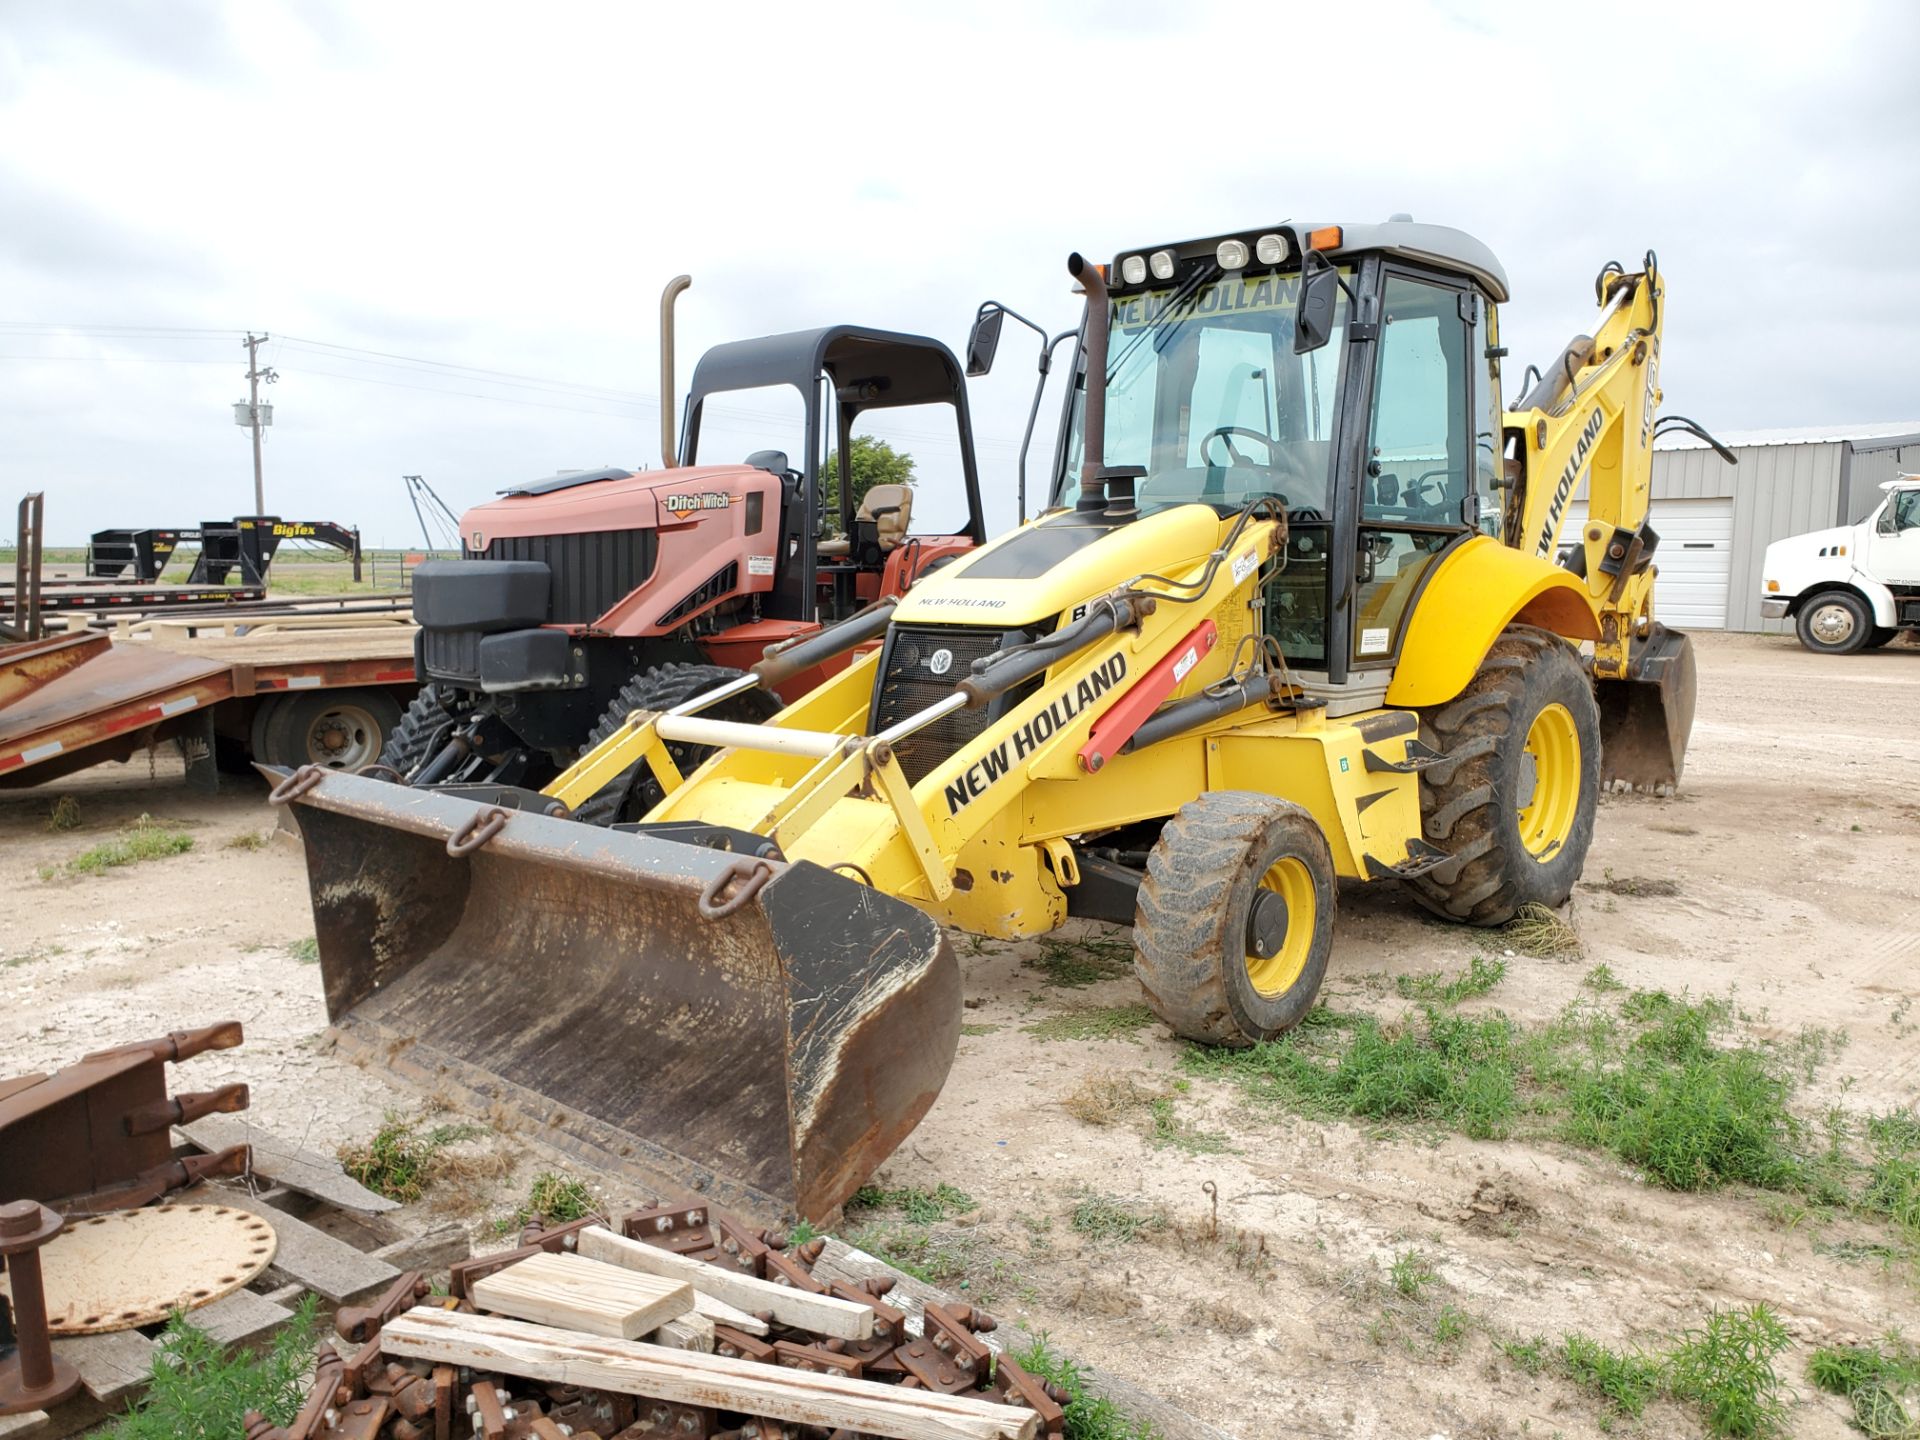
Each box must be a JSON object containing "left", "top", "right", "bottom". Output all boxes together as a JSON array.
[
  {"left": 1665, "top": 1304, "right": 1793, "bottom": 1437},
  {"left": 850, "top": 1182, "right": 976, "bottom": 1224},
  {"left": 1145, "top": 1097, "right": 1230, "bottom": 1154},
  {"left": 959, "top": 1022, "right": 1001, "bottom": 1037},
  {"left": 1863, "top": 1110, "right": 1920, "bottom": 1239},
  {"left": 1013, "top": 1329, "right": 1158, "bottom": 1440},
  {"left": 287, "top": 936, "right": 320, "bottom": 963},
  {"left": 1561, "top": 1332, "right": 1663, "bottom": 1419},
  {"left": 1501, "top": 1334, "right": 1551, "bottom": 1374},
  {"left": 1583, "top": 963, "right": 1627, "bottom": 993},
  {"left": 1394, "top": 955, "right": 1507, "bottom": 1005},
  {"left": 1025, "top": 1004, "right": 1157, "bottom": 1043},
  {"left": 1433, "top": 1304, "right": 1470, "bottom": 1345},
  {"left": 1808, "top": 1336, "right": 1920, "bottom": 1438},
  {"left": 46, "top": 794, "right": 80, "bottom": 831},
  {"left": 499, "top": 1172, "right": 597, "bottom": 1231},
  {"left": 1389, "top": 1248, "right": 1436, "bottom": 1300},
  {"left": 1029, "top": 932, "right": 1133, "bottom": 988},
  {"left": 1069, "top": 1194, "right": 1163, "bottom": 1245},
  {"left": 55, "top": 814, "right": 192, "bottom": 876},
  {"left": 338, "top": 1114, "right": 486, "bottom": 1203},
  {"left": 106, "top": 1296, "right": 323, "bottom": 1440},
  {"left": 223, "top": 831, "right": 267, "bottom": 851}
]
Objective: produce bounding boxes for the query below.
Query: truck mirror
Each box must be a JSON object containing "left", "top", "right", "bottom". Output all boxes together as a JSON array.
[
  {"left": 1294, "top": 259, "right": 1340, "bottom": 355},
  {"left": 965, "top": 307, "right": 1005, "bottom": 377}
]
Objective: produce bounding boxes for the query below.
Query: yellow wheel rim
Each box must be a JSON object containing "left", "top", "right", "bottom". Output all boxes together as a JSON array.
[
  {"left": 1517, "top": 702, "right": 1581, "bottom": 858},
  {"left": 1245, "top": 857, "right": 1316, "bottom": 998}
]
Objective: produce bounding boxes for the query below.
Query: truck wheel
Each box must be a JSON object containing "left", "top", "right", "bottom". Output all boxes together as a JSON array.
[
  {"left": 260, "top": 690, "right": 403, "bottom": 771},
  {"left": 1409, "top": 625, "right": 1600, "bottom": 926},
  {"left": 571, "top": 663, "right": 781, "bottom": 827},
  {"left": 1132, "top": 791, "right": 1336, "bottom": 1047},
  {"left": 379, "top": 685, "right": 461, "bottom": 778},
  {"left": 1795, "top": 591, "right": 1872, "bottom": 654}
]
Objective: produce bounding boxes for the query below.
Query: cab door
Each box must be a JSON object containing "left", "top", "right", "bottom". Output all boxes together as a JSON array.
[
  {"left": 1864, "top": 488, "right": 1920, "bottom": 584},
  {"left": 1350, "top": 272, "right": 1479, "bottom": 668}
]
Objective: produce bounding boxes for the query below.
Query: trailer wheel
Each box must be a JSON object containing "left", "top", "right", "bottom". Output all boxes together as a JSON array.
[
  {"left": 1795, "top": 591, "right": 1872, "bottom": 654},
  {"left": 1132, "top": 791, "right": 1336, "bottom": 1047},
  {"left": 571, "top": 663, "right": 782, "bottom": 826},
  {"left": 1408, "top": 625, "right": 1600, "bottom": 926},
  {"left": 259, "top": 690, "right": 403, "bottom": 771}
]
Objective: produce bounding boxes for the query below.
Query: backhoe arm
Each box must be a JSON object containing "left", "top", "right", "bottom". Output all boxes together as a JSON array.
[{"left": 1505, "top": 256, "right": 1665, "bottom": 680}]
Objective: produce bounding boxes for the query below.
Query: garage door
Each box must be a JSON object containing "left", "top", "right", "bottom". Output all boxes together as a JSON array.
[{"left": 1561, "top": 497, "right": 1734, "bottom": 630}]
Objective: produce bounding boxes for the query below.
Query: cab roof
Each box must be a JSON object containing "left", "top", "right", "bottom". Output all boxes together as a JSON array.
[{"left": 1111, "top": 218, "right": 1510, "bottom": 302}]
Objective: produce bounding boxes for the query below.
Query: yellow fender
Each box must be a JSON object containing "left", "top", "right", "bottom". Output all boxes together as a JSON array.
[{"left": 1384, "top": 536, "right": 1600, "bottom": 708}]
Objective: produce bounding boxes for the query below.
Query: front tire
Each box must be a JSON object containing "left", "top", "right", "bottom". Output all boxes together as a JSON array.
[
  {"left": 570, "top": 662, "right": 781, "bottom": 827},
  {"left": 1409, "top": 625, "right": 1600, "bottom": 926},
  {"left": 1795, "top": 591, "right": 1872, "bottom": 655},
  {"left": 1132, "top": 792, "right": 1336, "bottom": 1047}
]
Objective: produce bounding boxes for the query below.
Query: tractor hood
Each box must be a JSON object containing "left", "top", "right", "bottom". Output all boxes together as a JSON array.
[
  {"left": 892, "top": 503, "right": 1224, "bottom": 630},
  {"left": 460, "top": 464, "right": 770, "bottom": 550}
]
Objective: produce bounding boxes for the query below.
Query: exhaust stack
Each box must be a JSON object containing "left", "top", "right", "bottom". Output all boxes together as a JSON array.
[
  {"left": 659, "top": 275, "right": 692, "bottom": 468},
  {"left": 1067, "top": 253, "right": 1110, "bottom": 511}
]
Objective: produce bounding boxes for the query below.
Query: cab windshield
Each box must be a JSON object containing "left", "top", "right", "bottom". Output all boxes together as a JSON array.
[{"left": 1060, "top": 269, "right": 1350, "bottom": 518}]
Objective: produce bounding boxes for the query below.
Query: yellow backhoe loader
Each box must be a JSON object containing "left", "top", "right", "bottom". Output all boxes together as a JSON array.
[{"left": 274, "top": 220, "right": 1727, "bottom": 1221}]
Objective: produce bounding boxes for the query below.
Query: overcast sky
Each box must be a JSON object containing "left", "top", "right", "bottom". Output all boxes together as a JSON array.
[{"left": 3, "top": 1, "right": 1917, "bottom": 547}]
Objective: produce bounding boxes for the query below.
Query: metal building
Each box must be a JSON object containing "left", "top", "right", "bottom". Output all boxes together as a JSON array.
[{"left": 1567, "top": 422, "right": 1920, "bottom": 633}]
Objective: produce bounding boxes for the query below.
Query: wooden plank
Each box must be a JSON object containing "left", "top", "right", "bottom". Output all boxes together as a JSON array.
[
  {"left": 370, "top": 1221, "right": 471, "bottom": 1273},
  {"left": 648, "top": 1309, "right": 715, "bottom": 1353},
  {"left": 381, "top": 1309, "right": 1037, "bottom": 1440},
  {"left": 180, "top": 1115, "right": 398, "bottom": 1212},
  {"left": 219, "top": 1191, "right": 399, "bottom": 1305},
  {"left": 191, "top": 1288, "right": 294, "bottom": 1349},
  {"left": 469, "top": 1252, "right": 691, "bottom": 1341},
  {"left": 815, "top": 1239, "right": 1234, "bottom": 1440},
  {"left": 687, "top": 1289, "right": 769, "bottom": 1337},
  {"left": 577, "top": 1227, "right": 870, "bottom": 1341},
  {"left": 53, "top": 1327, "right": 156, "bottom": 1403},
  {"left": 0, "top": 1411, "right": 50, "bottom": 1438}
]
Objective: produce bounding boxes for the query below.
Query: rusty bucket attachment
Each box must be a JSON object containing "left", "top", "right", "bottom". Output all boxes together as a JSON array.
[
  {"left": 1596, "top": 622, "right": 1697, "bottom": 795},
  {"left": 269, "top": 768, "right": 959, "bottom": 1224}
]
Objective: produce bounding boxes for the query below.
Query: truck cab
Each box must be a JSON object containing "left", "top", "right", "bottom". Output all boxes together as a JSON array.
[{"left": 1762, "top": 476, "right": 1920, "bottom": 653}]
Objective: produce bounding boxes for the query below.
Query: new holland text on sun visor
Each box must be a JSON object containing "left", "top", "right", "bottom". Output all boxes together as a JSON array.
[{"left": 1107, "top": 271, "right": 1332, "bottom": 328}]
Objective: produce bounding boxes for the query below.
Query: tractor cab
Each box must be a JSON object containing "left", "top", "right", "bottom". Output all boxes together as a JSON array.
[
  {"left": 1028, "top": 221, "right": 1509, "bottom": 701},
  {"left": 680, "top": 326, "right": 990, "bottom": 624}
]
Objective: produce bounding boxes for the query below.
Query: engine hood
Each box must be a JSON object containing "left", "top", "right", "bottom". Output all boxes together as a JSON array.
[
  {"left": 461, "top": 464, "right": 769, "bottom": 548},
  {"left": 1763, "top": 523, "right": 1854, "bottom": 562},
  {"left": 892, "top": 503, "right": 1225, "bottom": 629}
]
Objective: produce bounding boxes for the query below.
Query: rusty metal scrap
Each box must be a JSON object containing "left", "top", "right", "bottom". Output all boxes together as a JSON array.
[{"left": 0, "top": 1021, "right": 252, "bottom": 1213}]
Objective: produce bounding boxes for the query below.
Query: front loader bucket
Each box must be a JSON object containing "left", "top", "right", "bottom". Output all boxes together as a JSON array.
[
  {"left": 268, "top": 770, "right": 959, "bottom": 1223},
  {"left": 1595, "top": 622, "right": 1697, "bottom": 795}
]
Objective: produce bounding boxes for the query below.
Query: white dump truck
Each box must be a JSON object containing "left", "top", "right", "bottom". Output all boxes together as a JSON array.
[{"left": 1762, "top": 475, "right": 1920, "bottom": 653}]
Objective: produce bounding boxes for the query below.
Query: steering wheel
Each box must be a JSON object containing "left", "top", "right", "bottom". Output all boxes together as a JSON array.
[
  {"left": 1200, "top": 425, "right": 1317, "bottom": 509},
  {"left": 1201, "top": 426, "right": 1280, "bottom": 468}
]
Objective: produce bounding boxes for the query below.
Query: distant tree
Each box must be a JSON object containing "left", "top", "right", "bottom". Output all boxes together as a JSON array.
[{"left": 820, "top": 435, "right": 914, "bottom": 536}]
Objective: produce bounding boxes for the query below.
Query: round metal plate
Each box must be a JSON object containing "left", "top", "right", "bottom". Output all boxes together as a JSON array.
[{"left": 0, "top": 1204, "right": 278, "bottom": 1335}]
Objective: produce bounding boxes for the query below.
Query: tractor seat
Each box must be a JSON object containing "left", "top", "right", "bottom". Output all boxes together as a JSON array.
[{"left": 818, "top": 484, "right": 914, "bottom": 560}]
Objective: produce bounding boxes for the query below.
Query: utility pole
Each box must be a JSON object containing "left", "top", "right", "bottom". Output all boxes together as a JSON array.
[{"left": 240, "top": 334, "right": 278, "bottom": 514}]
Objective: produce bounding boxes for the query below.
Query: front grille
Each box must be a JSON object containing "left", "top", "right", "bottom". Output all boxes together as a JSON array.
[
  {"left": 871, "top": 624, "right": 1032, "bottom": 785},
  {"left": 422, "top": 628, "right": 481, "bottom": 683},
  {"left": 476, "top": 529, "right": 657, "bottom": 624}
]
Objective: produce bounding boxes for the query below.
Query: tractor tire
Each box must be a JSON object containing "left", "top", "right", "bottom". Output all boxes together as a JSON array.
[
  {"left": 1795, "top": 591, "right": 1872, "bottom": 654},
  {"left": 571, "top": 662, "right": 781, "bottom": 827},
  {"left": 1132, "top": 791, "right": 1336, "bottom": 1047},
  {"left": 1408, "top": 625, "right": 1600, "bottom": 926},
  {"left": 378, "top": 685, "right": 461, "bottom": 779}
]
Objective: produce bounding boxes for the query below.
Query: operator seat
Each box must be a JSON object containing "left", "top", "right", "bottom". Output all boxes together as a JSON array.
[{"left": 818, "top": 484, "right": 914, "bottom": 563}]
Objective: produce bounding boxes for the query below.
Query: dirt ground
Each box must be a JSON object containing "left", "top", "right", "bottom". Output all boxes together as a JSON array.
[{"left": 3, "top": 631, "right": 1916, "bottom": 1438}]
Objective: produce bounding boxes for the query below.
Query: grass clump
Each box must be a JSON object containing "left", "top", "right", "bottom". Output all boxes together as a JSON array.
[
  {"left": 1013, "top": 1329, "right": 1157, "bottom": 1440},
  {"left": 1862, "top": 1110, "right": 1920, "bottom": 1239},
  {"left": 287, "top": 936, "right": 320, "bottom": 963},
  {"left": 46, "top": 794, "right": 80, "bottom": 831},
  {"left": 338, "top": 1113, "right": 487, "bottom": 1203},
  {"left": 1389, "top": 1247, "right": 1437, "bottom": 1299},
  {"left": 223, "top": 831, "right": 267, "bottom": 851},
  {"left": 1063, "top": 1070, "right": 1162, "bottom": 1127},
  {"left": 1026, "top": 1004, "right": 1157, "bottom": 1043},
  {"left": 1394, "top": 955, "right": 1507, "bottom": 1005},
  {"left": 106, "top": 1296, "right": 322, "bottom": 1440},
  {"left": 1808, "top": 1336, "right": 1920, "bottom": 1437},
  {"left": 1185, "top": 1005, "right": 1520, "bottom": 1140},
  {"left": 494, "top": 1172, "right": 596, "bottom": 1232},
  {"left": 1562, "top": 1332, "right": 1665, "bottom": 1419},
  {"left": 55, "top": 814, "right": 192, "bottom": 876},
  {"left": 1583, "top": 963, "right": 1627, "bottom": 993},
  {"left": 1069, "top": 1194, "right": 1164, "bottom": 1246},
  {"left": 1665, "top": 1304, "right": 1793, "bottom": 1438},
  {"left": 1501, "top": 901, "right": 1582, "bottom": 957},
  {"left": 1501, "top": 1334, "right": 1551, "bottom": 1375},
  {"left": 1029, "top": 932, "right": 1133, "bottom": 988},
  {"left": 850, "top": 1181, "right": 976, "bottom": 1223}
]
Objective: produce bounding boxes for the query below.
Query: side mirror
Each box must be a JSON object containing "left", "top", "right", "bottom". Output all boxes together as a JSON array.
[
  {"left": 1294, "top": 259, "right": 1340, "bottom": 355},
  {"left": 965, "top": 306, "right": 1005, "bottom": 377}
]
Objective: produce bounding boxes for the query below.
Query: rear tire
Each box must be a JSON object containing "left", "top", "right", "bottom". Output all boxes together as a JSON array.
[
  {"left": 571, "top": 662, "right": 781, "bottom": 827},
  {"left": 1795, "top": 591, "right": 1872, "bottom": 654},
  {"left": 1408, "top": 625, "right": 1600, "bottom": 926},
  {"left": 260, "top": 689, "right": 403, "bottom": 771},
  {"left": 378, "top": 685, "right": 461, "bottom": 779},
  {"left": 1132, "top": 791, "right": 1336, "bottom": 1047}
]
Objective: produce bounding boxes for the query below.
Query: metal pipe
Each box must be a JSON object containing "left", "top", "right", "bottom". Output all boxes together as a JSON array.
[
  {"left": 659, "top": 275, "right": 692, "bottom": 468},
  {"left": 654, "top": 714, "right": 843, "bottom": 759},
  {"left": 873, "top": 691, "right": 969, "bottom": 747},
  {"left": 1066, "top": 254, "right": 1110, "bottom": 511},
  {"left": 664, "top": 671, "right": 760, "bottom": 719}
]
